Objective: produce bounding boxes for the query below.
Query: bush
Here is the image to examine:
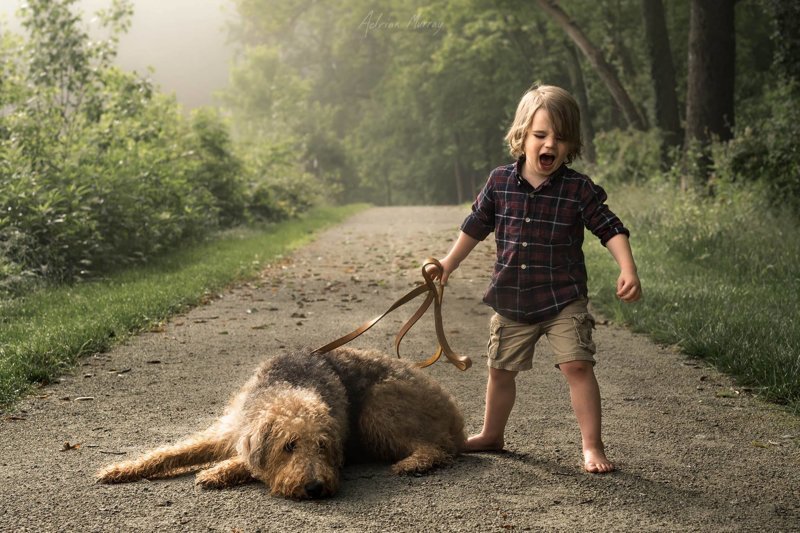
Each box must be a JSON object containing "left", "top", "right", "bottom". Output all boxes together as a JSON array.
[
  {"left": 0, "top": 63, "right": 221, "bottom": 283},
  {"left": 240, "top": 141, "right": 322, "bottom": 222},
  {"left": 591, "top": 128, "right": 663, "bottom": 185},
  {"left": 0, "top": 1, "right": 321, "bottom": 296},
  {"left": 188, "top": 108, "right": 248, "bottom": 227},
  {"left": 712, "top": 80, "right": 800, "bottom": 212}
]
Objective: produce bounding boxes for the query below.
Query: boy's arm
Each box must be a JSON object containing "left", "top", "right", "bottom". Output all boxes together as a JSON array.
[
  {"left": 431, "top": 171, "right": 495, "bottom": 285},
  {"left": 432, "top": 231, "right": 480, "bottom": 286},
  {"left": 605, "top": 234, "right": 642, "bottom": 302}
]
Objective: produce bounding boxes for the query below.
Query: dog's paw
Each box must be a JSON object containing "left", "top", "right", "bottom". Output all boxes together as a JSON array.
[
  {"left": 390, "top": 446, "right": 453, "bottom": 476},
  {"left": 194, "top": 470, "right": 228, "bottom": 489},
  {"left": 390, "top": 458, "right": 434, "bottom": 476},
  {"left": 96, "top": 464, "right": 142, "bottom": 484}
]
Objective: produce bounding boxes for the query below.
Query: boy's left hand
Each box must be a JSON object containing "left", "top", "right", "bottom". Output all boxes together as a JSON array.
[{"left": 616, "top": 271, "right": 641, "bottom": 302}]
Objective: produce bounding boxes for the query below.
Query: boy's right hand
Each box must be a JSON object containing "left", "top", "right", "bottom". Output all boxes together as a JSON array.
[{"left": 426, "top": 257, "right": 458, "bottom": 286}]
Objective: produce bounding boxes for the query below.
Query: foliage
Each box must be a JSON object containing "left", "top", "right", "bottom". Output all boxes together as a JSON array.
[
  {"left": 585, "top": 183, "right": 800, "bottom": 412},
  {"left": 188, "top": 108, "right": 248, "bottom": 227},
  {"left": 223, "top": 0, "right": 792, "bottom": 209},
  {"left": 712, "top": 80, "right": 800, "bottom": 212},
  {"left": 764, "top": 0, "right": 800, "bottom": 83},
  {"left": 230, "top": 138, "right": 322, "bottom": 222},
  {"left": 225, "top": 0, "right": 568, "bottom": 205},
  {"left": 0, "top": 0, "right": 317, "bottom": 295},
  {"left": 0, "top": 204, "right": 367, "bottom": 408},
  {"left": 592, "top": 128, "right": 663, "bottom": 185}
]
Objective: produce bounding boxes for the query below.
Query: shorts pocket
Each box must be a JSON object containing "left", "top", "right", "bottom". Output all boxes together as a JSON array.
[
  {"left": 487, "top": 314, "right": 503, "bottom": 360},
  {"left": 572, "top": 313, "right": 596, "bottom": 352}
]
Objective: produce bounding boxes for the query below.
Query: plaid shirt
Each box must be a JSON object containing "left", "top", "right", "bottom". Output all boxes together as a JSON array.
[{"left": 461, "top": 159, "right": 630, "bottom": 324}]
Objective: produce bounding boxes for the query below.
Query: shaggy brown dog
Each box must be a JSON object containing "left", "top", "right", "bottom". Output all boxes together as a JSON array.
[{"left": 96, "top": 347, "right": 465, "bottom": 499}]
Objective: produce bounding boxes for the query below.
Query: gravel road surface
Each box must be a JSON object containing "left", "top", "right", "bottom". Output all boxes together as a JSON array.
[{"left": 1, "top": 206, "right": 798, "bottom": 532}]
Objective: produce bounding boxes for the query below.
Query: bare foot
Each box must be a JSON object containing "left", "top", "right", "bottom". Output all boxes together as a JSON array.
[
  {"left": 463, "top": 433, "right": 505, "bottom": 453},
  {"left": 583, "top": 446, "right": 614, "bottom": 473}
]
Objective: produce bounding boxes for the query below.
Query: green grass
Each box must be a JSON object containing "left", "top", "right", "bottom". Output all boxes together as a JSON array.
[
  {"left": 585, "top": 183, "right": 800, "bottom": 412},
  {"left": 0, "top": 204, "right": 369, "bottom": 408}
]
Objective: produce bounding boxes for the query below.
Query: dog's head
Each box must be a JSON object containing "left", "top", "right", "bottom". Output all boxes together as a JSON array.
[{"left": 237, "top": 387, "right": 344, "bottom": 499}]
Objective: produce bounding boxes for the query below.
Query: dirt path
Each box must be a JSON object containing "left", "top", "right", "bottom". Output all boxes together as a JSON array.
[{"left": 1, "top": 206, "right": 798, "bottom": 532}]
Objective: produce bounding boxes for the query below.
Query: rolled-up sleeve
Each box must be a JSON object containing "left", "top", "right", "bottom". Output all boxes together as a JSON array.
[
  {"left": 460, "top": 176, "right": 495, "bottom": 241},
  {"left": 579, "top": 179, "right": 630, "bottom": 246}
]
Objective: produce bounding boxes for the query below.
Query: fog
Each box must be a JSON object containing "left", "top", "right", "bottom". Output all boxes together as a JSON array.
[{"left": 0, "top": 0, "right": 234, "bottom": 110}]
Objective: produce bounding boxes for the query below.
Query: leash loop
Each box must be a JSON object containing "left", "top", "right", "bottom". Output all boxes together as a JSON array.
[{"left": 311, "top": 258, "right": 472, "bottom": 371}]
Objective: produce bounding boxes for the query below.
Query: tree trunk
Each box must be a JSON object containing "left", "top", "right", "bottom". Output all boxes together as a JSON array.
[
  {"left": 453, "top": 133, "right": 465, "bottom": 204},
  {"left": 454, "top": 156, "right": 465, "bottom": 205},
  {"left": 563, "top": 42, "right": 596, "bottom": 163},
  {"left": 684, "top": 0, "right": 735, "bottom": 188},
  {"left": 685, "top": 0, "right": 735, "bottom": 145},
  {"left": 534, "top": 0, "right": 646, "bottom": 131},
  {"left": 602, "top": 2, "right": 637, "bottom": 78},
  {"left": 641, "top": 0, "right": 682, "bottom": 163}
]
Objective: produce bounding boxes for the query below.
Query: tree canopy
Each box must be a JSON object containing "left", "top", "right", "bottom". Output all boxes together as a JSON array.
[{"left": 223, "top": 0, "right": 794, "bottom": 206}]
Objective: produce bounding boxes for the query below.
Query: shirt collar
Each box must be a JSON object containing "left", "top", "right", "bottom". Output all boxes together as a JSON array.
[{"left": 513, "top": 156, "right": 566, "bottom": 190}]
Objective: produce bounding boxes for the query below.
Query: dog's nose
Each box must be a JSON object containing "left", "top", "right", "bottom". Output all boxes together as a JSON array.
[{"left": 304, "top": 480, "right": 325, "bottom": 499}]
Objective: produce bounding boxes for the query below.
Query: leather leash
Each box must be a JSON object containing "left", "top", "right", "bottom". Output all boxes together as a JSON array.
[{"left": 311, "top": 258, "right": 472, "bottom": 371}]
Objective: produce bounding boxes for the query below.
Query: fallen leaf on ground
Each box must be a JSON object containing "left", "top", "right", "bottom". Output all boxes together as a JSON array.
[{"left": 61, "top": 441, "right": 81, "bottom": 451}]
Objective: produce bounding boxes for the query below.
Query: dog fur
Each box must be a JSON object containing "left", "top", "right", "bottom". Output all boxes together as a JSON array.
[{"left": 96, "top": 347, "right": 465, "bottom": 499}]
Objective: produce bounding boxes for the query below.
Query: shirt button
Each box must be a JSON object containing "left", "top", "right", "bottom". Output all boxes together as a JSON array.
[
  {"left": 529, "top": 192, "right": 535, "bottom": 198},
  {"left": 522, "top": 242, "right": 528, "bottom": 247},
  {"left": 525, "top": 217, "right": 531, "bottom": 223},
  {"left": 521, "top": 264, "right": 527, "bottom": 270}
]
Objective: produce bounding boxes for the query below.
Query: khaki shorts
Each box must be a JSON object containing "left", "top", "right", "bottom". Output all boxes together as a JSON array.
[{"left": 487, "top": 298, "right": 597, "bottom": 370}]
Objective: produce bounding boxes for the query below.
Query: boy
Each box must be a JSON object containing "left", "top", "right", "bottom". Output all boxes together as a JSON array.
[{"left": 433, "top": 85, "right": 641, "bottom": 473}]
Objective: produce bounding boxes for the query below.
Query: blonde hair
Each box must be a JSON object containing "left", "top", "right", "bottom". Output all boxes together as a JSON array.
[{"left": 505, "top": 84, "right": 583, "bottom": 163}]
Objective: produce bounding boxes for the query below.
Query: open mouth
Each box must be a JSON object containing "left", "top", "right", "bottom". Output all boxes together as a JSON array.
[{"left": 539, "top": 154, "right": 556, "bottom": 168}]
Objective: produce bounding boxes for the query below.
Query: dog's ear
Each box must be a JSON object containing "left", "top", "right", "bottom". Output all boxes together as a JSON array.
[{"left": 236, "top": 418, "right": 272, "bottom": 463}]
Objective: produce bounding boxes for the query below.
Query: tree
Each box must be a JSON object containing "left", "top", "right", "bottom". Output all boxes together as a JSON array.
[
  {"left": 641, "top": 0, "right": 681, "bottom": 162},
  {"left": 765, "top": 0, "right": 800, "bottom": 83},
  {"left": 683, "top": 0, "right": 735, "bottom": 189},
  {"left": 534, "top": 0, "right": 646, "bottom": 131},
  {"left": 563, "top": 42, "right": 596, "bottom": 163},
  {"left": 685, "top": 0, "right": 735, "bottom": 146}
]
